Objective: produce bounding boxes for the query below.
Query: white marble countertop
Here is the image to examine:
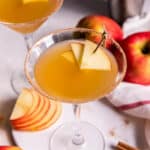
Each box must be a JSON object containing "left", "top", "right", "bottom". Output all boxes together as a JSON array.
[{"left": 0, "top": 0, "right": 148, "bottom": 149}]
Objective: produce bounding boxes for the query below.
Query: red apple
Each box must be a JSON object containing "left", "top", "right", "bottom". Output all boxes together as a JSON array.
[
  {"left": 76, "top": 15, "right": 123, "bottom": 43},
  {"left": 120, "top": 32, "right": 150, "bottom": 85},
  {"left": 0, "top": 146, "right": 21, "bottom": 150}
]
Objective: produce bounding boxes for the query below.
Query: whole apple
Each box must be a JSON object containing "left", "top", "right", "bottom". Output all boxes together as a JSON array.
[
  {"left": 76, "top": 15, "right": 123, "bottom": 42},
  {"left": 120, "top": 32, "right": 150, "bottom": 85}
]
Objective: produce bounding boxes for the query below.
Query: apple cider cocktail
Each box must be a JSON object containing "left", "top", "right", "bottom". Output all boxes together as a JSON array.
[{"left": 34, "top": 40, "right": 118, "bottom": 103}]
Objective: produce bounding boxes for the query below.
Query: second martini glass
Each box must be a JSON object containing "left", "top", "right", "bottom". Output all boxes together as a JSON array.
[
  {"left": 25, "top": 28, "right": 127, "bottom": 150},
  {"left": 0, "top": 0, "right": 63, "bottom": 94}
]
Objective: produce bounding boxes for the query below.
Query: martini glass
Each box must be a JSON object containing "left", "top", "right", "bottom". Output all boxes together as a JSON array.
[
  {"left": 0, "top": 0, "right": 63, "bottom": 94},
  {"left": 25, "top": 28, "right": 127, "bottom": 150}
]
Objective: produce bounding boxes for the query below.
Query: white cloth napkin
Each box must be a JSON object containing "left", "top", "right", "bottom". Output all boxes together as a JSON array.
[
  {"left": 123, "top": 12, "right": 150, "bottom": 37},
  {"left": 108, "top": 82, "right": 150, "bottom": 119},
  {"left": 123, "top": 0, "right": 150, "bottom": 37}
]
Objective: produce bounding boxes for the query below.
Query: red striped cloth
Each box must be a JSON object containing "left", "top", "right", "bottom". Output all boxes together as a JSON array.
[{"left": 108, "top": 82, "right": 150, "bottom": 119}]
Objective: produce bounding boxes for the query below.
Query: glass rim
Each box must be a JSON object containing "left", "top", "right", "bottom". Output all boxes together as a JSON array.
[
  {"left": 24, "top": 27, "right": 127, "bottom": 103},
  {"left": 0, "top": 0, "right": 64, "bottom": 26}
]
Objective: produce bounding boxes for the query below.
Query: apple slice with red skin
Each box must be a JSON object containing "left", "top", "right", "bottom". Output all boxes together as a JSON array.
[
  {"left": 10, "top": 88, "right": 34, "bottom": 122},
  {"left": 0, "top": 146, "right": 21, "bottom": 150},
  {"left": 120, "top": 32, "right": 150, "bottom": 85},
  {"left": 12, "top": 94, "right": 50, "bottom": 128},
  {"left": 10, "top": 89, "right": 41, "bottom": 124},
  {"left": 11, "top": 90, "right": 44, "bottom": 126},
  {"left": 36, "top": 102, "right": 62, "bottom": 131},
  {"left": 14, "top": 101, "right": 61, "bottom": 131},
  {"left": 25, "top": 89, "right": 41, "bottom": 117}
]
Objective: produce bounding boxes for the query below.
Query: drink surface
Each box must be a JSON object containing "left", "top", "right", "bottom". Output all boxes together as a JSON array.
[
  {"left": 0, "top": 0, "right": 60, "bottom": 23},
  {"left": 34, "top": 40, "right": 118, "bottom": 103}
]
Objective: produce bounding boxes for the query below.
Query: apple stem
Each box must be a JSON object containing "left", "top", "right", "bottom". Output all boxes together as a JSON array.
[{"left": 92, "top": 30, "right": 107, "bottom": 53}]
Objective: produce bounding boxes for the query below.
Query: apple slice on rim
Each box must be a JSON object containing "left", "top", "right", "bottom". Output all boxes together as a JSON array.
[
  {"left": 71, "top": 42, "right": 84, "bottom": 65},
  {"left": 80, "top": 40, "right": 111, "bottom": 70},
  {"left": 10, "top": 88, "right": 33, "bottom": 121},
  {"left": 12, "top": 93, "right": 50, "bottom": 128}
]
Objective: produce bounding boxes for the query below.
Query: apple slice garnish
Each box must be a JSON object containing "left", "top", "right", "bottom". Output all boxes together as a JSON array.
[
  {"left": 62, "top": 43, "right": 83, "bottom": 65},
  {"left": 80, "top": 40, "right": 111, "bottom": 70},
  {"left": 10, "top": 88, "right": 33, "bottom": 120},
  {"left": 71, "top": 43, "right": 83, "bottom": 65}
]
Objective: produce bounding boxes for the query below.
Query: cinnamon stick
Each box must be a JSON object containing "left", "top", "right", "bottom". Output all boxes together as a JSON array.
[
  {"left": 116, "top": 141, "right": 139, "bottom": 150},
  {"left": 116, "top": 144, "right": 127, "bottom": 150}
]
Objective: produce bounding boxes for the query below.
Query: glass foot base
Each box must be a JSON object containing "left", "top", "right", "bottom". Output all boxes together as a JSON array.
[
  {"left": 50, "top": 122, "right": 105, "bottom": 150},
  {"left": 10, "top": 70, "right": 30, "bottom": 95}
]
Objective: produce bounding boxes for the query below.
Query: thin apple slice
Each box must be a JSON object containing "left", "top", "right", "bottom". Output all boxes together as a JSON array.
[
  {"left": 10, "top": 89, "right": 41, "bottom": 124},
  {"left": 10, "top": 88, "right": 33, "bottom": 120},
  {"left": 12, "top": 94, "right": 49, "bottom": 128},
  {"left": 71, "top": 43, "right": 83, "bottom": 65},
  {"left": 15, "top": 100, "right": 60, "bottom": 131},
  {"left": 80, "top": 40, "right": 111, "bottom": 70},
  {"left": 35, "top": 102, "right": 62, "bottom": 131},
  {"left": 11, "top": 92, "right": 44, "bottom": 127},
  {"left": 26, "top": 89, "right": 41, "bottom": 116},
  {"left": 11, "top": 89, "right": 41, "bottom": 125}
]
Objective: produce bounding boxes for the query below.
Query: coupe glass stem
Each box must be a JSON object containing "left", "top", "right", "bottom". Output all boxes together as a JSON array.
[
  {"left": 72, "top": 104, "right": 84, "bottom": 146},
  {"left": 24, "top": 33, "right": 33, "bottom": 50},
  {"left": 10, "top": 33, "right": 33, "bottom": 95}
]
